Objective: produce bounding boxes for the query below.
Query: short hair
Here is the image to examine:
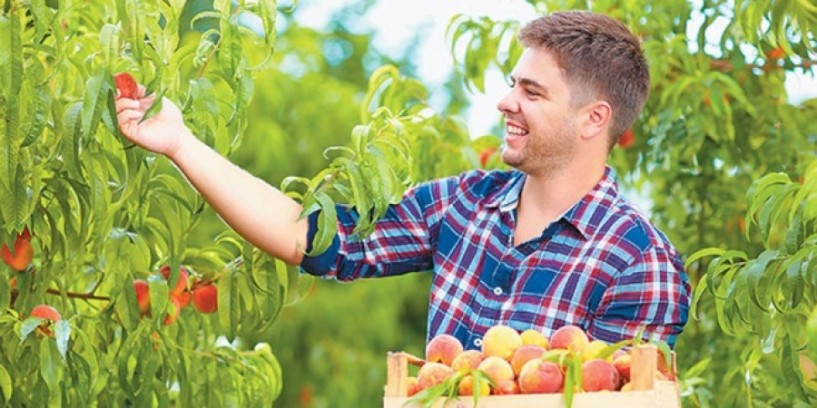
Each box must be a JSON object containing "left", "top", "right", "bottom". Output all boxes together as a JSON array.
[{"left": 519, "top": 11, "right": 650, "bottom": 148}]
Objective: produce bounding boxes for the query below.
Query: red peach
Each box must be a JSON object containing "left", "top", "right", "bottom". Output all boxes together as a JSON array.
[
  {"left": 162, "top": 297, "right": 182, "bottom": 326},
  {"left": 518, "top": 359, "right": 564, "bottom": 394},
  {"left": 406, "top": 376, "right": 419, "bottom": 397},
  {"left": 476, "top": 356, "right": 514, "bottom": 388},
  {"left": 2, "top": 227, "right": 33, "bottom": 271},
  {"left": 613, "top": 353, "right": 631, "bottom": 382},
  {"left": 425, "top": 334, "right": 463, "bottom": 366},
  {"left": 549, "top": 325, "right": 589, "bottom": 352},
  {"left": 581, "top": 359, "right": 620, "bottom": 391},
  {"left": 510, "top": 345, "right": 546, "bottom": 376},
  {"left": 133, "top": 279, "right": 151, "bottom": 315},
  {"left": 450, "top": 349, "right": 485, "bottom": 373},
  {"left": 192, "top": 284, "right": 218, "bottom": 314},
  {"left": 159, "top": 265, "right": 189, "bottom": 296},
  {"left": 417, "top": 362, "right": 455, "bottom": 391},
  {"left": 493, "top": 379, "right": 520, "bottom": 395}
]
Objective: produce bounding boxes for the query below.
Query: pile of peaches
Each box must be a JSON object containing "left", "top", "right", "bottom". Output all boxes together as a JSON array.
[{"left": 407, "top": 324, "right": 672, "bottom": 398}]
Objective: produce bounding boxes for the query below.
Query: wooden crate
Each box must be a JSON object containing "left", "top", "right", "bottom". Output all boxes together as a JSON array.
[{"left": 383, "top": 344, "right": 681, "bottom": 408}]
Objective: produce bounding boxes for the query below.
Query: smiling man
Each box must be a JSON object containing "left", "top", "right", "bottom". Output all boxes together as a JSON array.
[{"left": 116, "top": 11, "right": 690, "bottom": 349}]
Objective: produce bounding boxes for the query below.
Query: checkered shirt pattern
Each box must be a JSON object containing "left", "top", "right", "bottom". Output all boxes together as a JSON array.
[{"left": 300, "top": 166, "right": 691, "bottom": 349}]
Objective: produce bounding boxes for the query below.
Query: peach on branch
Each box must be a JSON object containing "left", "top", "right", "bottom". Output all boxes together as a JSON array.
[
  {"left": 2, "top": 227, "right": 33, "bottom": 271},
  {"left": 30, "top": 304, "right": 61, "bottom": 336},
  {"left": 192, "top": 284, "right": 218, "bottom": 314},
  {"left": 133, "top": 279, "right": 151, "bottom": 315},
  {"left": 476, "top": 356, "right": 514, "bottom": 388},
  {"left": 510, "top": 344, "right": 546, "bottom": 376},
  {"left": 517, "top": 359, "right": 564, "bottom": 394},
  {"left": 481, "top": 324, "right": 522, "bottom": 360},
  {"left": 159, "top": 265, "right": 189, "bottom": 296},
  {"left": 549, "top": 324, "right": 589, "bottom": 352},
  {"left": 425, "top": 333, "right": 463, "bottom": 366},
  {"left": 581, "top": 359, "right": 620, "bottom": 391},
  {"left": 520, "top": 329, "right": 549, "bottom": 348},
  {"left": 162, "top": 297, "right": 182, "bottom": 326},
  {"left": 417, "top": 362, "right": 454, "bottom": 391},
  {"left": 450, "top": 349, "right": 484, "bottom": 373}
]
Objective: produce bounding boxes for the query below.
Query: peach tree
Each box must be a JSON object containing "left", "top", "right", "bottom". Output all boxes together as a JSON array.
[{"left": 0, "top": 0, "right": 289, "bottom": 405}]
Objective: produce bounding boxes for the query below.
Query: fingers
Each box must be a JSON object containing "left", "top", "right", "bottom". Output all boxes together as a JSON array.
[{"left": 116, "top": 97, "right": 142, "bottom": 114}]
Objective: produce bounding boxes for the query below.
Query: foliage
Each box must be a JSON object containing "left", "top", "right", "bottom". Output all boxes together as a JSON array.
[{"left": 0, "top": 0, "right": 287, "bottom": 404}]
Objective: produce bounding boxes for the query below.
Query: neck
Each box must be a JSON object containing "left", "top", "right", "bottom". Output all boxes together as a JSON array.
[{"left": 519, "top": 161, "right": 607, "bottom": 220}]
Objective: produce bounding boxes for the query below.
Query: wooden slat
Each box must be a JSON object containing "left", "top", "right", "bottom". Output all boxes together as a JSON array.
[
  {"left": 385, "top": 352, "right": 408, "bottom": 397},
  {"left": 630, "top": 344, "right": 657, "bottom": 391}
]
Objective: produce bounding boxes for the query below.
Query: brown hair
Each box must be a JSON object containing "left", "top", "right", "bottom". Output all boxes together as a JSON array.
[{"left": 519, "top": 11, "right": 649, "bottom": 148}]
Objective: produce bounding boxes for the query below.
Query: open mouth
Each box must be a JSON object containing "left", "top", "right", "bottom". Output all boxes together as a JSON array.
[{"left": 505, "top": 124, "right": 529, "bottom": 145}]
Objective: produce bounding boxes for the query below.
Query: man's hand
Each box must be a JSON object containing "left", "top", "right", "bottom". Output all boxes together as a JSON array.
[{"left": 114, "top": 78, "right": 190, "bottom": 159}]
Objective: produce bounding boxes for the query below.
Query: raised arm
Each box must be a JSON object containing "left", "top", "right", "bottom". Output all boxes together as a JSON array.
[{"left": 115, "top": 87, "right": 308, "bottom": 265}]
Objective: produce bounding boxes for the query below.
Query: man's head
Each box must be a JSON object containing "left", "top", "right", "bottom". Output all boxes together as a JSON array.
[{"left": 518, "top": 11, "right": 650, "bottom": 148}]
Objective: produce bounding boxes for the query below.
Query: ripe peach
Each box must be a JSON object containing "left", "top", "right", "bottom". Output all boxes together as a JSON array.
[
  {"left": 133, "top": 279, "right": 150, "bottom": 315},
  {"left": 159, "top": 265, "right": 189, "bottom": 296},
  {"left": 417, "top": 362, "right": 455, "bottom": 391},
  {"left": 518, "top": 359, "right": 564, "bottom": 394},
  {"left": 493, "top": 379, "right": 520, "bottom": 395},
  {"left": 406, "top": 376, "right": 419, "bottom": 397},
  {"left": 520, "top": 329, "right": 549, "bottom": 348},
  {"left": 425, "top": 334, "right": 463, "bottom": 366},
  {"left": 612, "top": 353, "right": 631, "bottom": 382},
  {"left": 581, "top": 359, "right": 620, "bottom": 391},
  {"left": 2, "top": 227, "right": 33, "bottom": 271},
  {"left": 192, "top": 284, "right": 218, "bottom": 314},
  {"left": 582, "top": 340, "right": 609, "bottom": 362},
  {"left": 481, "top": 325, "right": 522, "bottom": 360},
  {"left": 549, "top": 325, "right": 589, "bottom": 352},
  {"left": 30, "top": 304, "right": 61, "bottom": 337},
  {"left": 450, "top": 349, "right": 485, "bottom": 373},
  {"left": 458, "top": 374, "right": 490, "bottom": 396},
  {"left": 162, "top": 297, "right": 182, "bottom": 326},
  {"left": 510, "top": 344, "right": 546, "bottom": 376},
  {"left": 476, "top": 356, "right": 514, "bottom": 388},
  {"left": 174, "top": 290, "right": 192, "bottom": 309}
]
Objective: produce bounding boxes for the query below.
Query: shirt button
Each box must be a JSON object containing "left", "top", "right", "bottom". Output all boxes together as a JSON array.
[
  {"left": 474, "top": 338, "right": 483, "bottom": 347},
  {"left": 493, "top": 287, "right": 503, "bottom": 295}
]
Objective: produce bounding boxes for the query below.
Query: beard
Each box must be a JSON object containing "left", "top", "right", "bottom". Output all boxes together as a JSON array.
[{"left": 501, "top": 118, "right": 577, "bottom": 178}]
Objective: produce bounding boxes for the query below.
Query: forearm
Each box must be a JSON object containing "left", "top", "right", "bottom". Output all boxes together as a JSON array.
[{"left": 168, "top": 131, "right": 308, "bottom": 265}]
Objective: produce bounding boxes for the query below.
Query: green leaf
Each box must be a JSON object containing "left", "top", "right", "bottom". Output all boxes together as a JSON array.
[
  {"left": 0, "top": 363, "right": 11, "bottom": 401},
  {"left": 218, "top": 267, "right": 235, "bottom": 340},
  {"left": 39, "top": 339, "right": 63, "bottom": 392},
  {"left": 20, "top": 318, "right": 43, "bottom": 341},
  {"left": 54, "top": 320, "right": 71, "bottom": 360},
  {"left": 306, "top": 192, "right": 337, "bottom": 257}
]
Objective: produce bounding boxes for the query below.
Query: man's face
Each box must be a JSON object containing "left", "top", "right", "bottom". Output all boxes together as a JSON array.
[{"left": 497, "top": 47, "right": 579, "bottom": 177}]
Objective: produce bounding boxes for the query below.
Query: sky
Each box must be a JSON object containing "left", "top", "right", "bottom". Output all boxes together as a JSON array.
[{"left": 292, "top": 0, "right": 817, "bottom": 137}]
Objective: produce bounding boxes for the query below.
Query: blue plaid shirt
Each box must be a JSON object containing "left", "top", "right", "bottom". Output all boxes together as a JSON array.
[{"left": 300, "top": 167, "right": 691, "bottom": 348}]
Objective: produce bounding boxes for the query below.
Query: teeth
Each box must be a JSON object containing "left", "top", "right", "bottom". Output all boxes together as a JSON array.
[{"left": 507, "top": 125, "right": 527, "bottom": 135}]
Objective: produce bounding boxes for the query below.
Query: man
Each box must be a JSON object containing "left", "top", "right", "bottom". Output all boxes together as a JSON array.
[{"left": 116, "top": 11, "right": 690, "bottom": 349}]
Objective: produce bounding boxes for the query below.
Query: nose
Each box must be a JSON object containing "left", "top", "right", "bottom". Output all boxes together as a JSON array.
[{"left": 497, "top": 88, "right": 519, "bottom": 116}]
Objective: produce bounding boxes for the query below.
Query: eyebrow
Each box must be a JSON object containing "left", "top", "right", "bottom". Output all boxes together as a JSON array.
[{"left": 510, "top": 75, "right": 550, "bottom": 97}]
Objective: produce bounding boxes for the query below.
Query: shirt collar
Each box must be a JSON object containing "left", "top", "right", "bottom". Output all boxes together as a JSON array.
[{"left": 484, "top": 166, "right": 621, "bottom": 240}]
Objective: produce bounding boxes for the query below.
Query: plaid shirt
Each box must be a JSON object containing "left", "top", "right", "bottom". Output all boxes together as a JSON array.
[{"left": 300, "top": 167, "right": 691, "bottom": 348}]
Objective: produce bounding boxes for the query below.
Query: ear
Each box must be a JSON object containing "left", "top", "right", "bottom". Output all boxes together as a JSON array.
[{"left": 579, "top": 101, "right": 612, "bottom": 141}]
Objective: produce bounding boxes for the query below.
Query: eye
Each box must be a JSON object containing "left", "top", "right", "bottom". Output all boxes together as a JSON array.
[{"left": 524, "top": 88, "right": 539, "bottom": 97}]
